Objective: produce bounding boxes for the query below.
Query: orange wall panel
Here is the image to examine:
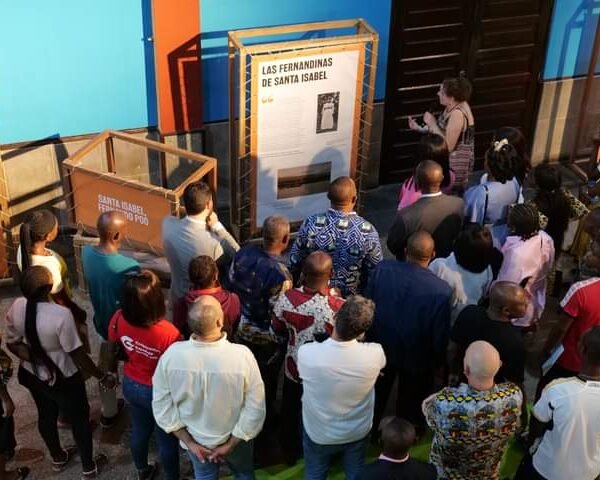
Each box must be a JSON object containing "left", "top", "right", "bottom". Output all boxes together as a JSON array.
[{"left": 152, "top": 0, "right": 203, "bottom": 134}]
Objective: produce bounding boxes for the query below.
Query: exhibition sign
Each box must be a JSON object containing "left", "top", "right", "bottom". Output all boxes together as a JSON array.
[
  {"left": 63, "top": 130, "right": 217, "bottom": 253},
  {"left": 229, "top": 19, "right": 379, "bottom": 240},
  {"left": 251, "top": 45, "right": 365, "bottom": 227}
]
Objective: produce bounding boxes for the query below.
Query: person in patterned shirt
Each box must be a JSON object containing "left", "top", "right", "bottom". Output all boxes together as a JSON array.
[
  {"left": 288, "top": 176, "right": 382, "bottom": 296},
  {"left": 422, "top": 341, "right": 522, "bottom": 480},
  {"left": 271, "top": 251, "right": 345, "bottom": 464}
]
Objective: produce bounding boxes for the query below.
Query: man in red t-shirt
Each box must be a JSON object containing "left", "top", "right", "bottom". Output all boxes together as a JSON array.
[
  {"left": 271, "top": 251, "right": 344, "bottom": 465},
  {"left": 538, "top": 241, "right": 600, "bottom": 395}
]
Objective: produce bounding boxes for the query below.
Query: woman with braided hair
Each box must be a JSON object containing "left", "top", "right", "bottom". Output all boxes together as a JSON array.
[
  {"left": 496, "top": 204, "right": 555, "bottom": 328},
  {"left": 4, "top": 266, "right": 115, "bottom": 478},
  {"left": 17, "top": 209, "right": 89, "bottom": 350},
  {"left": 464, "top": 137, "right": 524, "bottom": 246}
]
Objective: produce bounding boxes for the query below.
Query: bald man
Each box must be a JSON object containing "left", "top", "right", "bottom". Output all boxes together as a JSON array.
[
  {"left": 82, "top": 211, "right": 140, "bottom": 425},
  {"left": 289, "top": 176, "right": 382, "bottom": 296},
  {"left": 450, "top": 281, "right": 529, "bottom": 388},
  {"left": 423, "top": 341, "right": 523, "bottom": 480},
  {"left": 388, "top": 160, "right": 464, "bottom": 261},
  {"left": 271, "top": 251, "right": 345, "bottom": 463},
  {"left": 366, "top": 231, "right": 452, "bottom": 433},
  {"left": 228, "top": 215, "right": 292, "bottom": 435},
  {"left": 152, "top": 296, "right": 265, "bottom": 480}
]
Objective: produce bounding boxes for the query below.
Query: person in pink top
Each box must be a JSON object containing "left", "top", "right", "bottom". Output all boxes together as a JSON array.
[
  {"left": 496, "top": 204, "right": 554, "bottom": 328},
  {"left": 397, "top": 134, "right": 455, "bottom": 210}
]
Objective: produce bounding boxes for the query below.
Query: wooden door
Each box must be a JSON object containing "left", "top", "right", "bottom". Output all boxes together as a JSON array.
[{"left": 380, "top": 0, "right": 554, "bottom": 183}]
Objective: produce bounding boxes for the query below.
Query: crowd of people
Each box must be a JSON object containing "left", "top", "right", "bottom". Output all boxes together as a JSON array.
[{"left": 1, "top": 75, "right": 600, "bottom": 480}]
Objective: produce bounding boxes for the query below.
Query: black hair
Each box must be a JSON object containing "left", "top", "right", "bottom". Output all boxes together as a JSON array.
[
  {"left": 485, "top": 142, "right": 519, "bottom": 183},
  {"left": 20, "top": 266, "right": 64, "bottom": 384},
  {"left": 19, "top": 209, "right": 57, "bottom": 271},
  {"left": 121, "top": 270, "right": 166, "bottom": 327},
  {"left": 182, "top": 181, "right": 213, "bottom": 216},
  {"left": 380, "top": 417, "right": 416, "bottom": 458},
  {"left": 189, "top": 255, "right": 218, "bottom": 290},
  {"left": 418, "top": 133, "right": 451, "bottom": 188},
  {"left": 334, "top": 295, "right": 374, "bottom": 341},
  {"left": 533, "top": 163, "right": 571, "bottom": 253},
  {"left": 442, "top": 73, "right": 472, "bottom": 102},
  {"left": 454, "top": 223, "right": 494, "bottom": 273},
  {"left": 509, "top": 204, "right": 540, "bottom": 240},
  {"left": 493, "top": 127, "right": 530, "bottom": 184}
]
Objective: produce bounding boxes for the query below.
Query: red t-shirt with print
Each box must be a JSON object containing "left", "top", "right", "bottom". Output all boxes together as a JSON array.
[
  {"left": 558, "top": 278, "right": 600, "bottom": 372},
  {"left": 108, "top": 310, "right": 181, "bottom": 385}
]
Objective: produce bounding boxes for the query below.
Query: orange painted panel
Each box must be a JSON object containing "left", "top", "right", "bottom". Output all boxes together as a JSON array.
[{"left": 152, "top": 0, "right": 203, "bottom": 134}]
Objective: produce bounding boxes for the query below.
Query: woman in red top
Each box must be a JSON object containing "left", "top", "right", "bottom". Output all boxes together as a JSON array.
[{"left": 108, "top": 270, "right": 181, "bottom": 480}]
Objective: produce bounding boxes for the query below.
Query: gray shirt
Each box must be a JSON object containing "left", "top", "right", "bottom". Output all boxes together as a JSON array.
[
  {"left": 161, "top": 216, "right": 239, "bottom": 300},
  {"left": 387, "top": 194, "right": 464, "bottom": 260}
]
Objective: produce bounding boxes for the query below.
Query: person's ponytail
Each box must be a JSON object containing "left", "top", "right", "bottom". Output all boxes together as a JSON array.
[{"left": 21, "top": 266, "right": 64, "bottom": 385}]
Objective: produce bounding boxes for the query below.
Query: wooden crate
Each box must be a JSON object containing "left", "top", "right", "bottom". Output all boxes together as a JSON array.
[{"left": 63, "top": 130, "right": 218, "bottom": 254}]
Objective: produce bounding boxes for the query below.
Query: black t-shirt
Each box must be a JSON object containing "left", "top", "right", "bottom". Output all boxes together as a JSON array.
[
  {"left": 451, "top": 305, "right": 526, "bottom": 384},
  {"left": 358, "top": 458, "right": 437, "bottom": 480}
]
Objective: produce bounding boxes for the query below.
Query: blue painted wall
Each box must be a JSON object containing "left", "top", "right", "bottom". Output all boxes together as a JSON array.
[
  {"left": 543, "top": 0, "right": 600, "bottom": 80},
  {"left": 199, "top": 0, "right": 392, "bottom": 123},
  {"left": 0, "top": 1, "right": 156, "bottom": 144}
]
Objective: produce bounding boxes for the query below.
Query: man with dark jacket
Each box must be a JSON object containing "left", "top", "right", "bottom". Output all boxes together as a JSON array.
[
  {"left": 367, "top": 231, "right": 452, "bottom": 433},
  {"left": 388, "top": 161, "right": 463, "bottom": 260}
]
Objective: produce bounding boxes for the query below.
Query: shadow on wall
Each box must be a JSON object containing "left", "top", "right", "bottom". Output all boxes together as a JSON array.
[{"left": 538, "top": 0, "right": 600, "bottom": 163}]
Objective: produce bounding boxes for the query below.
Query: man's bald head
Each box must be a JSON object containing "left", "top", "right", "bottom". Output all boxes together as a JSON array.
[
  {"left": 303, "top": 251, "right": 333, "bottom": 287},
  {"left": 464, "top": 341, "right": 501, "bottom": 381},
  {"left": 97, "top": 211, "right": 127, "bottom": 242},
  {"left": 405, "top": 231, "right": 435, "bottom": 264},
  {"left": 263, "top": 215, "right": 290, "bottom": 248},
  {"left": 415, "top": 160, "right": 444, "bottom": 193},
  {"left": 328, "top": 176, "right": 357, "bottom": 208},
  {"left": 188, "top": 295, "right": 224, "bottom": 337},
  {"left": 489, "top": 281, "right": 529, "bottom": 320}
]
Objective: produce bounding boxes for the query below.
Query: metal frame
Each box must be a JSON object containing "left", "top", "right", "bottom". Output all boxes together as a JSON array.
[
  {"left": 62, "top": 129, "right": 218, "bottom": 253},
  {"left": 228, "top": 19, "right": 378, "bottom": 240}
]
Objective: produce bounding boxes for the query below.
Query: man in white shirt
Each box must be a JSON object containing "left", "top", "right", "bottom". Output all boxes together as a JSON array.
[
  {"left": 161, "top": 181, "right": 239, "bottom": 332},
  {"left": 515, "top": 326, "right": 600, "bottom": 480},
  {"left": 152, "top": 296, "right": 265, "bottom": 479},
  {"left": 298, "top": 295, "right": 386, "bottom": 480}
]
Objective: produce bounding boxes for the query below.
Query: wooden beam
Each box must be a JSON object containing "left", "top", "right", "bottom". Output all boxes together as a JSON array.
[
  {"left": 234, "top": 19, "right": 360, "bottom": 39},
  {"left": 63, "top": 130, "right": 110, "bottom": 168},
  {"left": 244, "top": 33, "right": 375, "bottom": 55},
  {"left": 569, "top": 13, "right": 600, "bottom": 165}
]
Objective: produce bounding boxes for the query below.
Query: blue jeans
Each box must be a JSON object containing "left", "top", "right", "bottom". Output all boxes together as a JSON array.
[
  {"left": 187, "top": 440, "right": 254, "bottom": 480},
  {"left": 122, "top": 376, "right": 180, "bottom": 479},
  {"left": 302, "top": 428, "right": 368, "bottom": 480}
]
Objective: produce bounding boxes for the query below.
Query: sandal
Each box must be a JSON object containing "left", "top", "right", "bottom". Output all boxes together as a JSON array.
[
  {"left": 81, "top": 453, "right": 108, "bottom": 479},
  {"left": 52, "top": 446, "right": 78, "bottom": 472},
  {"left": 11, "top": 467, "right": 30, "bottom": 480},
  {"left": 137, "top": 462, "right": 157, "bottom": 480}
]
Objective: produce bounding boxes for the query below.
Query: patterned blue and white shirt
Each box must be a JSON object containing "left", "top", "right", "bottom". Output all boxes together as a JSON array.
[{"left": 289, "top": 209, "right": 382, "bottom": 297}]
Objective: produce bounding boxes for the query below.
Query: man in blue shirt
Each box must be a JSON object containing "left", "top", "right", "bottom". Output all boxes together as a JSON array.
[
  {"left": 82, "top": 211, "right": 139, "bottom": 426},
  {"left": 228, "top": 215, "right": 292, "bottom": 431},
  {"left": 366, "top": 231, "right": 452, "bottom": 434},
  {"left": 289, "top": 176, "right": 382, "bottom": 296}
]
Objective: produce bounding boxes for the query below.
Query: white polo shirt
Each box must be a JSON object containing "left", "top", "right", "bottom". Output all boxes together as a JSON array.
[
  {"left": 298, "top": 338, "right": 386, "bottom": 445},
  {"left": 532, "top": 376, "right": 600, "bottom": 480}
]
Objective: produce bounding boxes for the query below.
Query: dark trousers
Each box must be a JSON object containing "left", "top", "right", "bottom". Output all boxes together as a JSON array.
[
  {"left": 280, "top": 376, "right": 303, "bottom": 461},
  {"left": 535, "top": 363, "right": 577, "bottom": 401},
  {"left": 514, "top": 454, "right": 547, "bottom": 480},
  {"left": 239, "top": 340, "right": 282, "bottom": 427},
  {"left": 18, "top": 367, "right": 95, "bottom": 471},
  {"left": 373, "top": 366, "right": 433, "bottom": 432},
  {"left": 122, "top": 376, "right": 180, "bottom": 479}
]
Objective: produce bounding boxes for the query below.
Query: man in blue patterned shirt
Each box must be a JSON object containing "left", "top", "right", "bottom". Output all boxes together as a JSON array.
[{"left": 289, "top": 177, "right": 382, "bottom": 297}]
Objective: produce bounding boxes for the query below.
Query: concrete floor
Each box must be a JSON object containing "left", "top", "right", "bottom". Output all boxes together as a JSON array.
[{"left": 0, "top": 180, "right": 572, "bottom": 479}]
